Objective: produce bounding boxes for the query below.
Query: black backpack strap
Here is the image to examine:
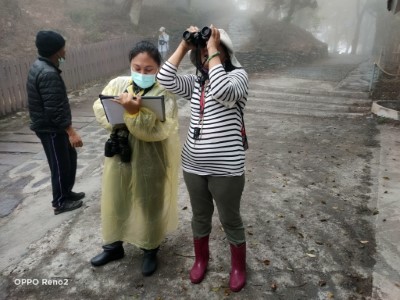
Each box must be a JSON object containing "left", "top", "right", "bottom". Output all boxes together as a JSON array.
[{"left": 237, "top": 102, "right": 249, "bottom": 151}]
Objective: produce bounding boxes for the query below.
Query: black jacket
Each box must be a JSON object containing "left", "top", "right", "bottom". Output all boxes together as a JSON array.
[{"left": 26, "top": 57, "right": 72, "bottom": 133}]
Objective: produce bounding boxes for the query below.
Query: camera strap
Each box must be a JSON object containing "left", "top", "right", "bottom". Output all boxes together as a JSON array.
[
  {"left": 199, "top": 84, "right": 206, "bottom": 123},
  {"left": 194, "top": 82, "right": 207, "bottom": 141},
  {"left": 195, "top": 45, "right": 208, "bottom": 126},
  {"left": 195, "top": 46, "right": 209, "bottom": 83},
  {"left": 125, "top": 82, "right": 154, "bottom": 96}
]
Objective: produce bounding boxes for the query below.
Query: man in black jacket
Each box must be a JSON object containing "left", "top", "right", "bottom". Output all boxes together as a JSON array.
[{"left": 27, "top": 30, "right": 85, "bottom": 215}]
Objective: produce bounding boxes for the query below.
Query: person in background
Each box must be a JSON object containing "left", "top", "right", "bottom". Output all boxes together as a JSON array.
[
  {"left": 91, "top": 41, "right": 180, "bottom": 277},
  {"left": 26, "top": 30, "right": 85, "bottom": 215},
  {"left": 158, "top": 26, "right": 170, "bottom": 60},
  {"left": 157, "top": 25, "right": 248, "bottom": 292}
]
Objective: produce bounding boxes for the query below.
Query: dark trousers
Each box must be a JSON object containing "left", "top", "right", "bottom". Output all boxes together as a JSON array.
[{"left": 36, "top": 132, "right": 77, "bottom": 208}]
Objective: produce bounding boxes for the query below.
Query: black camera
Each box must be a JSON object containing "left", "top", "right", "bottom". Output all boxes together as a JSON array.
[
  {"left": 193, "top": 127, "right": 201, "bottom": 140},
  {"left": 104, "top": 127, "right": 132, "bottom": 163},
  {"left": 183, "top": 27, "right": 211, "bottom": 48}
]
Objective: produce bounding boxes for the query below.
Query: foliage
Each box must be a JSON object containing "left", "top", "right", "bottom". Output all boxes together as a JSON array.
[
  {"left": 0, "top": 0, "right": 20, "bottom": 40},
  {"left": 68, "top": 10, "right": 98, "bottom": 30},
  {"left": 271, "top": 0, "right": 318, "bottom": 23},
  {"left": 375, "top": 115, "right": 400, "bottom": 125}
]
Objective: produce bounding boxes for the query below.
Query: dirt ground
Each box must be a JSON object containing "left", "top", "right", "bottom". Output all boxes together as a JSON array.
[
  {"left": 1, "top": 1, "right": 399, "bottom": 299},
  {"left": 1, "top": 54, "right": 398, "bottom": 299}
]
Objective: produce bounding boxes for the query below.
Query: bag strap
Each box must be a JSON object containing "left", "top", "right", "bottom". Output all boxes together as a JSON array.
[{"left": 237, "top": 102, "right": 249, "bottom": 150}]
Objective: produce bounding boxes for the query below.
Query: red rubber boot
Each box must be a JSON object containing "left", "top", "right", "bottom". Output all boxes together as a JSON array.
[
  {"left": 190, "top": 235, "right": 209, "bottom": 284},
  {"left": 229, "top": 243, "right": 246, "bottom": 292}
]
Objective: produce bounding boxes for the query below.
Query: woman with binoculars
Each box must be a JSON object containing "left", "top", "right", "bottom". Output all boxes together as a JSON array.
[{"left": 157, "top": 25, "right": 249, "bottom": 292}]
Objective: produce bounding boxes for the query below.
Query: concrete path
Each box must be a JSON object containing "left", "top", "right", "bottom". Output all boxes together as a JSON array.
[
  {"left": 372, "top": 126, "right": 400, "bottom": 300},
  {"left": 0, "top": 54, "right": 399, "bottom": 299}
]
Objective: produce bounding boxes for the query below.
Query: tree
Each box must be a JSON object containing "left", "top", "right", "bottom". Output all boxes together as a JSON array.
[
  {"left": 351, "top": 0, "right": 378, "bottom": 54},
  {"left": 271, "top": 0, "right": 318, "bottom": 23},
  {"left": 350, "top": 0, "right": 366, "bottom": 54},
  {"left": 120, "top": 0, "right": 143, "bottom": 26},
  {"left": 285, "top": 0, "right": 317, "bottom": 23}
]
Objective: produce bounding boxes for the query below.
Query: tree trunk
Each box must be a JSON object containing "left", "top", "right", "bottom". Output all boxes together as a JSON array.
[
  {"left": 351, "top": 0, "right": 367, "bottom": 55},
  {"left": 128, "top": 0, "right": 142, "bottom": 26},
  {"left": 372, "top": 7, "right": 388, "bottom": 57},
  {"left": 121, "top": 0, "right": 132, "bottom": 12},
  {"left": 331, "top": 22, "right": 340, "bottom": 53},
  {"left": 284, "top": 0, "right": 296, "bottom": 23}
]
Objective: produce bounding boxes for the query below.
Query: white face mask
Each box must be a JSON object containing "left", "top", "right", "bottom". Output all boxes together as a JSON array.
[
  {"left": 58, "top": 57, "right": 65, "bottom": 65},
  {"left": 131, "top": 70, "right": 156, "bottom": 89}
]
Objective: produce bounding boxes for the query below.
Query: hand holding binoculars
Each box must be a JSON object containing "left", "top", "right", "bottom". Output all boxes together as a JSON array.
[{"left": 182, "top": 26, "right": 212, "bottom": 48}]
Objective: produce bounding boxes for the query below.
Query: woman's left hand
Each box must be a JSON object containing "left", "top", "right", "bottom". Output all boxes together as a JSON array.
[
  {"left": 207, "top": 25, "right": 220, "bottom": 53},
  {"left": 114, "top": 92, "right": 142, "bottom": 115}
]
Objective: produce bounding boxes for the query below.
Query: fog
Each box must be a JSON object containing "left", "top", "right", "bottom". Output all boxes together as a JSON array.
[
  {"left": 2, "top": 0, "right": 397, "bottom": 53},
  {"left": 1, "top": 0, "right": 399, "bottom": 70},
  {"left": 142, "top": 0, "right": 396, "bottom": 58},
  {"left": 225, "top": 0, "right": 389, "bottom": 55}
]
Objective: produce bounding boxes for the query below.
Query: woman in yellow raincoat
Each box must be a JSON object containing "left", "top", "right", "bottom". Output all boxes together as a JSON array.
[{"left": 90, "top": 41, "right": 180, "bottom": 276}]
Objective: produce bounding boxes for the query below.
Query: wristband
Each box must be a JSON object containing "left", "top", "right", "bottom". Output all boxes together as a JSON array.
[{"left": 206, "top": 51, "right": 220, "bottom": 63}]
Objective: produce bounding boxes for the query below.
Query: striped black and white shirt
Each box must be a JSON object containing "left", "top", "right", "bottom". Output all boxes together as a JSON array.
[{"left": 157, "top": 61, "right": 248, "bottom": 176}]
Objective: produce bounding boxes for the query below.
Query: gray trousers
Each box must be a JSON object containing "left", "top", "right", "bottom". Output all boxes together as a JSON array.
[{"left": 183, "top": 171, "right": 246, "bottom": 245}]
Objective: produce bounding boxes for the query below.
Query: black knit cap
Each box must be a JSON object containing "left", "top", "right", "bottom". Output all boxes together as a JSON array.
[{"left": 35, "top": 30, "right": 66, "bottom": 58}]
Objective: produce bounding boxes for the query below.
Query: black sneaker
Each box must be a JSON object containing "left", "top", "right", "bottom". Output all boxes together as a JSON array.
[
  {"left": 67, "top": 191, "right": 85, "bottom": 201},
  {"left": 54, "top": 200, "right": 83, "bottom": 215}
]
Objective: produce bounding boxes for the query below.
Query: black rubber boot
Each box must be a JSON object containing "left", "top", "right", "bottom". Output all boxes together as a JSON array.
[
  {"left": 90, "top": 241, "right": 124, "bottom": 267},
  {"left": 141, "top": 247, "right": 159, "bottom": 276}
]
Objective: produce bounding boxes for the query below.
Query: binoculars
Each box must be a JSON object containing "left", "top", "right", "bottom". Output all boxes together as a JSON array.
[{"left": 182, "top": 26, "right": 211, "bottom": 48}]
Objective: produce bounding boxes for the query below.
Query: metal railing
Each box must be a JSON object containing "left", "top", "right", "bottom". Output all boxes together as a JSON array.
[{"left": 369, "top": 46, "right": 400, "bottom": 93}]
